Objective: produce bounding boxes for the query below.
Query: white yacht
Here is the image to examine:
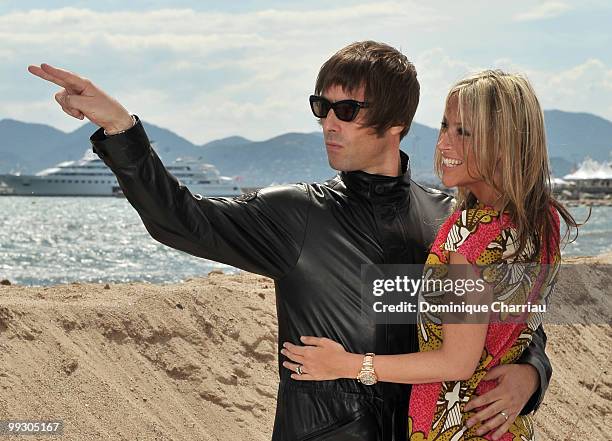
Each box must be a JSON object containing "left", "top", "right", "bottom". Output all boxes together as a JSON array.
[{"left": 0, "top": 150, "right": 242, "bottom": 197}]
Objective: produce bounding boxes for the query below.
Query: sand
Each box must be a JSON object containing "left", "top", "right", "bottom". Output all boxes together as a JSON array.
[{"left": 0, "top": 256, "right": 610, "bottom": 441}]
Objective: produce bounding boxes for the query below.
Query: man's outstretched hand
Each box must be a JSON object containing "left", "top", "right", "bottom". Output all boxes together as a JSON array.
[{"left": 28, "top": 63, "right": 134, "bottom": 135}]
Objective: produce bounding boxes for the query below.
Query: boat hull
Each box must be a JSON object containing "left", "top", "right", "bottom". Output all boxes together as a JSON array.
[{"left": 0, "top": 174, "right": 242, "bottom": 197}]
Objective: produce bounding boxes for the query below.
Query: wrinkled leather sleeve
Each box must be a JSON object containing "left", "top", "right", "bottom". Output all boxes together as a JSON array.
[
  {"left": 516, "top": 324, "right": 552, "bottom": 415},
  {"left": 90, "top": 117, "right": 311, "bottom": 280}
]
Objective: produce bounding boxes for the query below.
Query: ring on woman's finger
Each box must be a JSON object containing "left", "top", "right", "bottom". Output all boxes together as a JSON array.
[
  {"left": 499, "top": 411, "right": 509, "bottom": 421},
  {"left": 296, "top": 365, "right": 303, "bottom": 375}
]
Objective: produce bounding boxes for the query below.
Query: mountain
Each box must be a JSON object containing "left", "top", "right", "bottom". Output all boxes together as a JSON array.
[
  {"left": 545, "top": 110, "right": 612, "bottom": 177},
  {"left": 549, "top": 157, "right": 576, "bottom": 178},
  {"left": 545, "top": 110, "right": 612, "bottom": 163},
  {"left": 0, "top": 120, "right": 203, "bottom": 175},
  {"left": 1, "top": 110, "right": 610, "bottom": 186},
  {"left": 399, "top": 122, "right": 441, "bottom": 180},
  {"left": 202, "top": 136, "right": 252, "bottom": 149},
  {"left": 194, "top": 112, "right": 612, "bottom": 185},
  {"left": 199, "top": 132, "right": 330, "bottom": 185},
  {"left": 0, "top": 119, "right": 68, "bottom": 172}
]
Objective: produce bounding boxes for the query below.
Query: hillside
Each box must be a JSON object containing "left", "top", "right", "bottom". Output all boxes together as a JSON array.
[{"left": 1, "top": 110, "right": 610, "bottom": 186}]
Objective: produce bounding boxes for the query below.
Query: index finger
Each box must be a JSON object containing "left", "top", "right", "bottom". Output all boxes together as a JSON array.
[
  {"left": 300, "top": 336, "right": 324, "bottom": 346},
  {"left": 28, "top": 63, "right": 87, "bottom": 93},
  {"left": 282, "top": 342, "right": 307, "bottom": 355},
  {"left": 28, "top": 65, "right": 69, "bottom": 89},
  {"left": 464, "top": 388, "right": 500, "bottom": 412}
]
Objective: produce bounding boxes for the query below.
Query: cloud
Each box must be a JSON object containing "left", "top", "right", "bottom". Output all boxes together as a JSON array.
[
  {"left": 2, "top": 3, "right": 610, "bottom": 145},
  {"left": 411, "top": 50, "right": 612, "bottom": 129},
  {"left": 0, "top": 4, "right": 440, "bottom": 38},
  {"left": 484, "top": 57, "right": 612, "bottom": 124},
  {"left": 514, "top": 1, "right": 572, "bottom": 21},
  {"left": 412, "top": 48, "right": 477, "bottom": 124},
  {"left": 536, "top": 58, "right": 612, "bottom": 114},
  {"left": 2, "top": 3, "right": 446, "bottom": 143}
]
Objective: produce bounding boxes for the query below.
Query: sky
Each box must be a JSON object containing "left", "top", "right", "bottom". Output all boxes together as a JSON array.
[{"left": 0, "top": 0, "right": 611, "bottom": 144}]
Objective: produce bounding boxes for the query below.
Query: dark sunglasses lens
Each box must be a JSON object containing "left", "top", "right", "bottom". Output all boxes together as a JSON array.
[
  {"left": 334, "top": 102, "right": 358, "bottom": 122},
  {"left": 310, "top": 98, "right": 330, "bottom": 118}
]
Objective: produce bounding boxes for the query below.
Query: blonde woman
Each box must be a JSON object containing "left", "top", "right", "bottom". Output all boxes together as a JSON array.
[{"left": 281, "top": 70, "right": 578, "bottom": 440}]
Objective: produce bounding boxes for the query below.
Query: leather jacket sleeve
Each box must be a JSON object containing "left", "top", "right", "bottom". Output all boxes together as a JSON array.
[
  {"left": 89, "top": 117, "right": 311, "bottom": 280},
  {"left": 516, "top": 324, "right": 552, "bottom": 415}
]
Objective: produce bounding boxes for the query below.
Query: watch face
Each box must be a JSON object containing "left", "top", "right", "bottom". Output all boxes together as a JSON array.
[{"left": 358, "top": 372, "right": 377, "bottom": 386}]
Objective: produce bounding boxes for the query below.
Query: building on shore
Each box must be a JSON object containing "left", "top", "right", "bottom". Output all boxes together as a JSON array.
[{"left": 561, "top": 157, "right": 612, "bottom": 196}]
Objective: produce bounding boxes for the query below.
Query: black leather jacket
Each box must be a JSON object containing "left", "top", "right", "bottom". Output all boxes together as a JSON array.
[{"left": 91, "top": 118, "right": 551, "bottom": 441}]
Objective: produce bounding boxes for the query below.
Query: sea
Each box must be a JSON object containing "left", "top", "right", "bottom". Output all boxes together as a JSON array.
[{"left": 0, "top": 197, "right": 609, "bottom": 286}]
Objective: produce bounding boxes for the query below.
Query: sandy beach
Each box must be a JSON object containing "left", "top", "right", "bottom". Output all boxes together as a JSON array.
[{"left": 1, "top": 256, "right": 610, "bottom": 441}]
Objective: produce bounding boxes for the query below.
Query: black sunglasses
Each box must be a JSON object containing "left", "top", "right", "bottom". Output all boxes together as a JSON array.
[{"left": 309, "top": 95, "right": 370, "bottom": 122}]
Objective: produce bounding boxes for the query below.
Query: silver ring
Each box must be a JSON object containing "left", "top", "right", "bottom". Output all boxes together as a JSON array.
[
  {"left": 296, "top": 365, "right": 303, "bottom": 375},
  {"left": 500, "top": 411, "right": 509, "bottom": 421}
]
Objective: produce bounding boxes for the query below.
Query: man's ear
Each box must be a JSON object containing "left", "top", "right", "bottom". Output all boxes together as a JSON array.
[{"left": 389, "top": 125, "right": 405, "bottom": 136}]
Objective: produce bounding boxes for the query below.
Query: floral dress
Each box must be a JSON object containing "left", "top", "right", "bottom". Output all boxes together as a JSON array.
[{"left": 408, "top": 205, "right": 560, "bottom": 441}]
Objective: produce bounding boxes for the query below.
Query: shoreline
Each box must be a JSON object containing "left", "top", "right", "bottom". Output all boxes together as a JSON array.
[
  {"left": 561, "top": 198, "right": 612, "bottom": 207},
  {"left": 1, "top": 253, "right": 610, "bottom": 288},
  {"left": 2, "top": 191, "right": 611, "bottom": 205}
]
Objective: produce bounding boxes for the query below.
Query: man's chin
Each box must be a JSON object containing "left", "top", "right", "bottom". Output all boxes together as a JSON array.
[{"left": 327, "top": 158, "right": 356, "bottom": 173}]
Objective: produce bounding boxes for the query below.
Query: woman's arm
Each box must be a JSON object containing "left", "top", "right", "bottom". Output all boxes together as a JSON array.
[
  {"left": 282, "top": 251, "right": 490, "bottom": 384},
  {"left": 282, "top": 322, "right": 488, "bottom": 384},
  {"left": 362, "top": 322, "right": 487, "bottom": 383}
]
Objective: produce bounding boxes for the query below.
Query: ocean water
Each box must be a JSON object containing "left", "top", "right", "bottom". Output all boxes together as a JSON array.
[
  {"left": 559, "top": 204, "right": 611, "bottom": 257},
  {"left": 0, "top": 197, "right": 234, "bottom": 286},
  {"left": 0, "top": 197, "right": 610, "bottom": 286}
]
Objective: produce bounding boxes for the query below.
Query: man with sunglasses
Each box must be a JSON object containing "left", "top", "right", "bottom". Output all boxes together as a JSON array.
[{"left": 29, "top": 40, "right": 551, "bottom": 441}]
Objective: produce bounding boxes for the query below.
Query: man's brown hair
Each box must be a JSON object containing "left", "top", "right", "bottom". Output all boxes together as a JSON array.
[{"left": 315, "top": 40, "right": 419, "bottom": 140}]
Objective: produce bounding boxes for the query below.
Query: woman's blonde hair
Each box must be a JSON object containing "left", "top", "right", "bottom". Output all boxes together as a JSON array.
[{"left": 434, "top": 69, "right": 579, "bottom": 259}]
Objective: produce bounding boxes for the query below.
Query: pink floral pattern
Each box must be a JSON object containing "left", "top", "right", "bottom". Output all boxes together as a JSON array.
[{"left": 408, "top": 204, "right": 560, "bottom": 440}]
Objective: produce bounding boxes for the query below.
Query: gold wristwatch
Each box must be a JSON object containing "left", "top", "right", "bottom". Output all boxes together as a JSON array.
[{"left": 356, "top": 353, "right": 377, "bottom": 385}]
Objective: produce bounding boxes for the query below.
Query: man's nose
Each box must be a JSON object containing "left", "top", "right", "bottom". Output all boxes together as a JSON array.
[{"left": 321, "top": 108, "right": 342, "bottom": 132}]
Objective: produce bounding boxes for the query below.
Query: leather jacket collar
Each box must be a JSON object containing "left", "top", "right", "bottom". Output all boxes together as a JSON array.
[{"left": 340, "top": 150, "right": 411, "bottom": 203}]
